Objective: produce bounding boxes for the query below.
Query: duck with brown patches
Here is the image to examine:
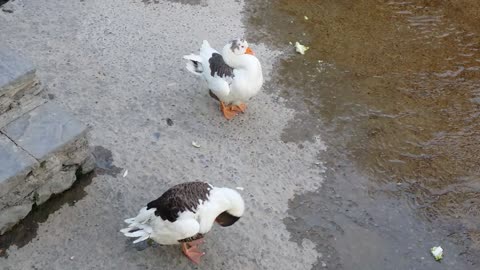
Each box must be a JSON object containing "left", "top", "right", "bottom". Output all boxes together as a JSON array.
[{"left": 120, "top": 182, "right": 245, "bottom": 264}]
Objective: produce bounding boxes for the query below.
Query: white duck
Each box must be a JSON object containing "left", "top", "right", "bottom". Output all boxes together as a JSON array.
[
  {"left": 120, "top": 182, "right": 245, "bottom": 264},
  {"left": 183, "top": 39, "right": 263, "bottom": 120}
]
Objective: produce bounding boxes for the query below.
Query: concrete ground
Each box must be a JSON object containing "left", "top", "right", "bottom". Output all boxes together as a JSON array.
[{"left": 0, "top": 0, "right": 324, "bottom": 269}]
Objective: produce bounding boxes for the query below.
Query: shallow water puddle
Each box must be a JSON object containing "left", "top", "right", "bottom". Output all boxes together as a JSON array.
[{"left": 245, "top": 0, "right": 480, "bottom": 268}]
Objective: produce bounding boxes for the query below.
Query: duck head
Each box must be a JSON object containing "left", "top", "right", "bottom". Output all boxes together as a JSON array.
[
  {"left": 215, "top": 188, "right": 245, "bottom": 227},
  {"left": 228, "top": 39, "right": 255, "bottom": 56}
]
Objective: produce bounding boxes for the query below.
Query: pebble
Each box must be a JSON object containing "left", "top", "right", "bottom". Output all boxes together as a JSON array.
[{"left": 1, "top": 3, "right": 15, "bottom": 13}]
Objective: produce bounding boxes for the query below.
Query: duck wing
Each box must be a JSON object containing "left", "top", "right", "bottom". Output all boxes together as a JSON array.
[
  {"left": 204, "top": 52, "right": 234, "bottom": 100},
  {"left": 184, "top": 40, "right": 234, "bottom": 100},
  {"left": 208, "top": 53, "right": 234, "bottom": 79},
  {"left": 146, "top": 182, "right": 212, "bottom": 222}
]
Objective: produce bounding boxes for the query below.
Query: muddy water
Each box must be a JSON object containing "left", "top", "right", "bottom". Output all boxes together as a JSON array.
[{"left": 245, "top": 0, "right": 480, "bottom": 269}]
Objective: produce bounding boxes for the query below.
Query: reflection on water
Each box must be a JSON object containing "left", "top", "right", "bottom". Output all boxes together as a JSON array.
[{"left": 246, "top": 0, "right": 480, "bottom": 267}]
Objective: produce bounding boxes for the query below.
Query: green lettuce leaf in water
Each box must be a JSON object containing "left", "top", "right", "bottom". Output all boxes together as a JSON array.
[
  {"left": 431, "top": 246, "right": 443, "bottom": 261},
  {"left": 295, "top": 42, "right": 309, "bottom": 55}
]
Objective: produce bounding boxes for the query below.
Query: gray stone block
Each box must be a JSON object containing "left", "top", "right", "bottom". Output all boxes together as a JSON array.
[
  {"left": 81, "top": 153, "right": 96, "bottom": 174},
  {"left": 36, "top": 166, "right": 78, "bottom": 205},
  {"left": 0, "top": 203, "right": 33, "bottom": 235},
  {"left": 0, "top": 96, "right": 46, "bottom": 129},
  {"left": 1, "top": 103, "right": 87, "bottom": 160},
  {"left": 0, "top": 46, "right": 36, "bottom": 95},
  {"left": 0, "top": 172, "right": 43, "bottom": 209},
  {"left": 0, "top": 134, "right": 38, "bottom": 197}
]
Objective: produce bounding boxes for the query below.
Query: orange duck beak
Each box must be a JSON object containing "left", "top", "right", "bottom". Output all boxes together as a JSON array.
[{"left": 245, "top": 47, "right": 255, "bottom": 55}]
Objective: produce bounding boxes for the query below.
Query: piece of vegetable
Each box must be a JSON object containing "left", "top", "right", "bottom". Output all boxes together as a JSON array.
[
  {"left": 295, "top": 42, "right": 309, "bottom": 55},
  {"left": 431, "top": 246, "right": 443, "bottom": 261}
]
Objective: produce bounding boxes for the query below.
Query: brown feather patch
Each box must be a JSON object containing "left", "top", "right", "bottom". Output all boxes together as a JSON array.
[{"left": 146, "top": 182, "right": 212, "bottom": 222}]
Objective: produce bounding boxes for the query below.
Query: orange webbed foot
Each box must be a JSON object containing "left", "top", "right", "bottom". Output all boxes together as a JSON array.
[
  {"left": 220, "top": 102, "right": 239, "bottom": 120},
  {"left": 232, "top": 103, "right": 247, "bottom": 113},
  {"left": 181, "top": 242, "right": 205, "bottom": 264}
]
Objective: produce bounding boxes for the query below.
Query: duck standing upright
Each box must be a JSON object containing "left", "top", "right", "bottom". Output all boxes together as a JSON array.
[
  {"left": 120, "top": 182, "right": 245, "bottom": 264},
  {"left": 183, "top": 39, "right": 263, "bottom": 120}
]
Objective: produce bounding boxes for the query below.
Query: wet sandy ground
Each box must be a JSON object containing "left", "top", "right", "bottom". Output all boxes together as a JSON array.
[
  {"left": 0, "top": 0, "right": 479, "bottom": 269},
  {"left": 245, "top": 0, "right": 480, "bottom": 269}
]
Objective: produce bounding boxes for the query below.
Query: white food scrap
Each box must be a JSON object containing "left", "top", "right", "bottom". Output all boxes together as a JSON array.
[
  {"left": 295, "top": 42, "right": 309, "bottom": 55},
  {"left": 431, "top": 246, "right": 443, "bottom": 261},
  {"left": 192, "top": 141, "right": 201, "bottom": 148}
]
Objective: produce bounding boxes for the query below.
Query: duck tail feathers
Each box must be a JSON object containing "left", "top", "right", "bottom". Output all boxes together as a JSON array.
[
  {"left": 183, "top": 54, "right": 203, "bottom": 75},
  {"left": 120, "top": 207, "right": 155, "bottom": 243},
  {"left": 201, "top": 40, "right": 211, "bottom": 50}
]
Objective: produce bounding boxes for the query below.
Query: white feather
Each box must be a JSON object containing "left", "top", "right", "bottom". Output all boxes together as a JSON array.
[
  {"left": 133, "top": 235, "right": 150, "bottom": 244},
  {"left": 183, "top": 54, "right": 202, "bottom": 62},
  {"left": 185, "top": 62, "right": 201, "bottom": 76},
  {"left": 183, "top": 54, "right": 204, "bottom": 76},
  {"left": 124, "top": 230, "right": 147, "bottom": 238}
]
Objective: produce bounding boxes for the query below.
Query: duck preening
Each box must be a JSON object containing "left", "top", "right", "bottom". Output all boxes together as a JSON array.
[
  {"left": 120, "top": 182, "right": 245, "bottom": 264},
  {"left": 183, "top": 39, "right": 263, "bottom": 120}
]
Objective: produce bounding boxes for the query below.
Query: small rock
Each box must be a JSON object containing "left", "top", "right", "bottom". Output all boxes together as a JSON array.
[
  {"left": 70, "top": 256, "right": 75, "bottom": 260},
  {"left": 81, "top": 154, "right": 96, "bottom": 174},
  {"left": 1, "top": 3, "right": 15, "bottom": 13},
  {"left": 321, "top": 261, "right": 327, "bottom": 267},
  {"left": 166, "top": 118, "right": 173, "bottom": 126},
  {"left": 470, "top": 97, "right": 480, "bottom": 104},
  {"left": 0, "top": 204, "right": 34, "bottom": 234}
]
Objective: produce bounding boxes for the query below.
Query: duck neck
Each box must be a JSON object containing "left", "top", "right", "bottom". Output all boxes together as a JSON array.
[{"left": 218, "top": 188, "right": 245, "bottom": 217}]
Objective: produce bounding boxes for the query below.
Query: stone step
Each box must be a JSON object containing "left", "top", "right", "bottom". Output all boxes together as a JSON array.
[
  {"left": 0, "top": 134, "right": 38, "bottom": 198},
  {"left": 0, "top": 45, "right": 42, "bottom": 117},
  {"left": 0, "top": 48, "right": 94, "bottom": 235},
  {"left": 0, "top": 102, "right": 94, "bottom": 234}
]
